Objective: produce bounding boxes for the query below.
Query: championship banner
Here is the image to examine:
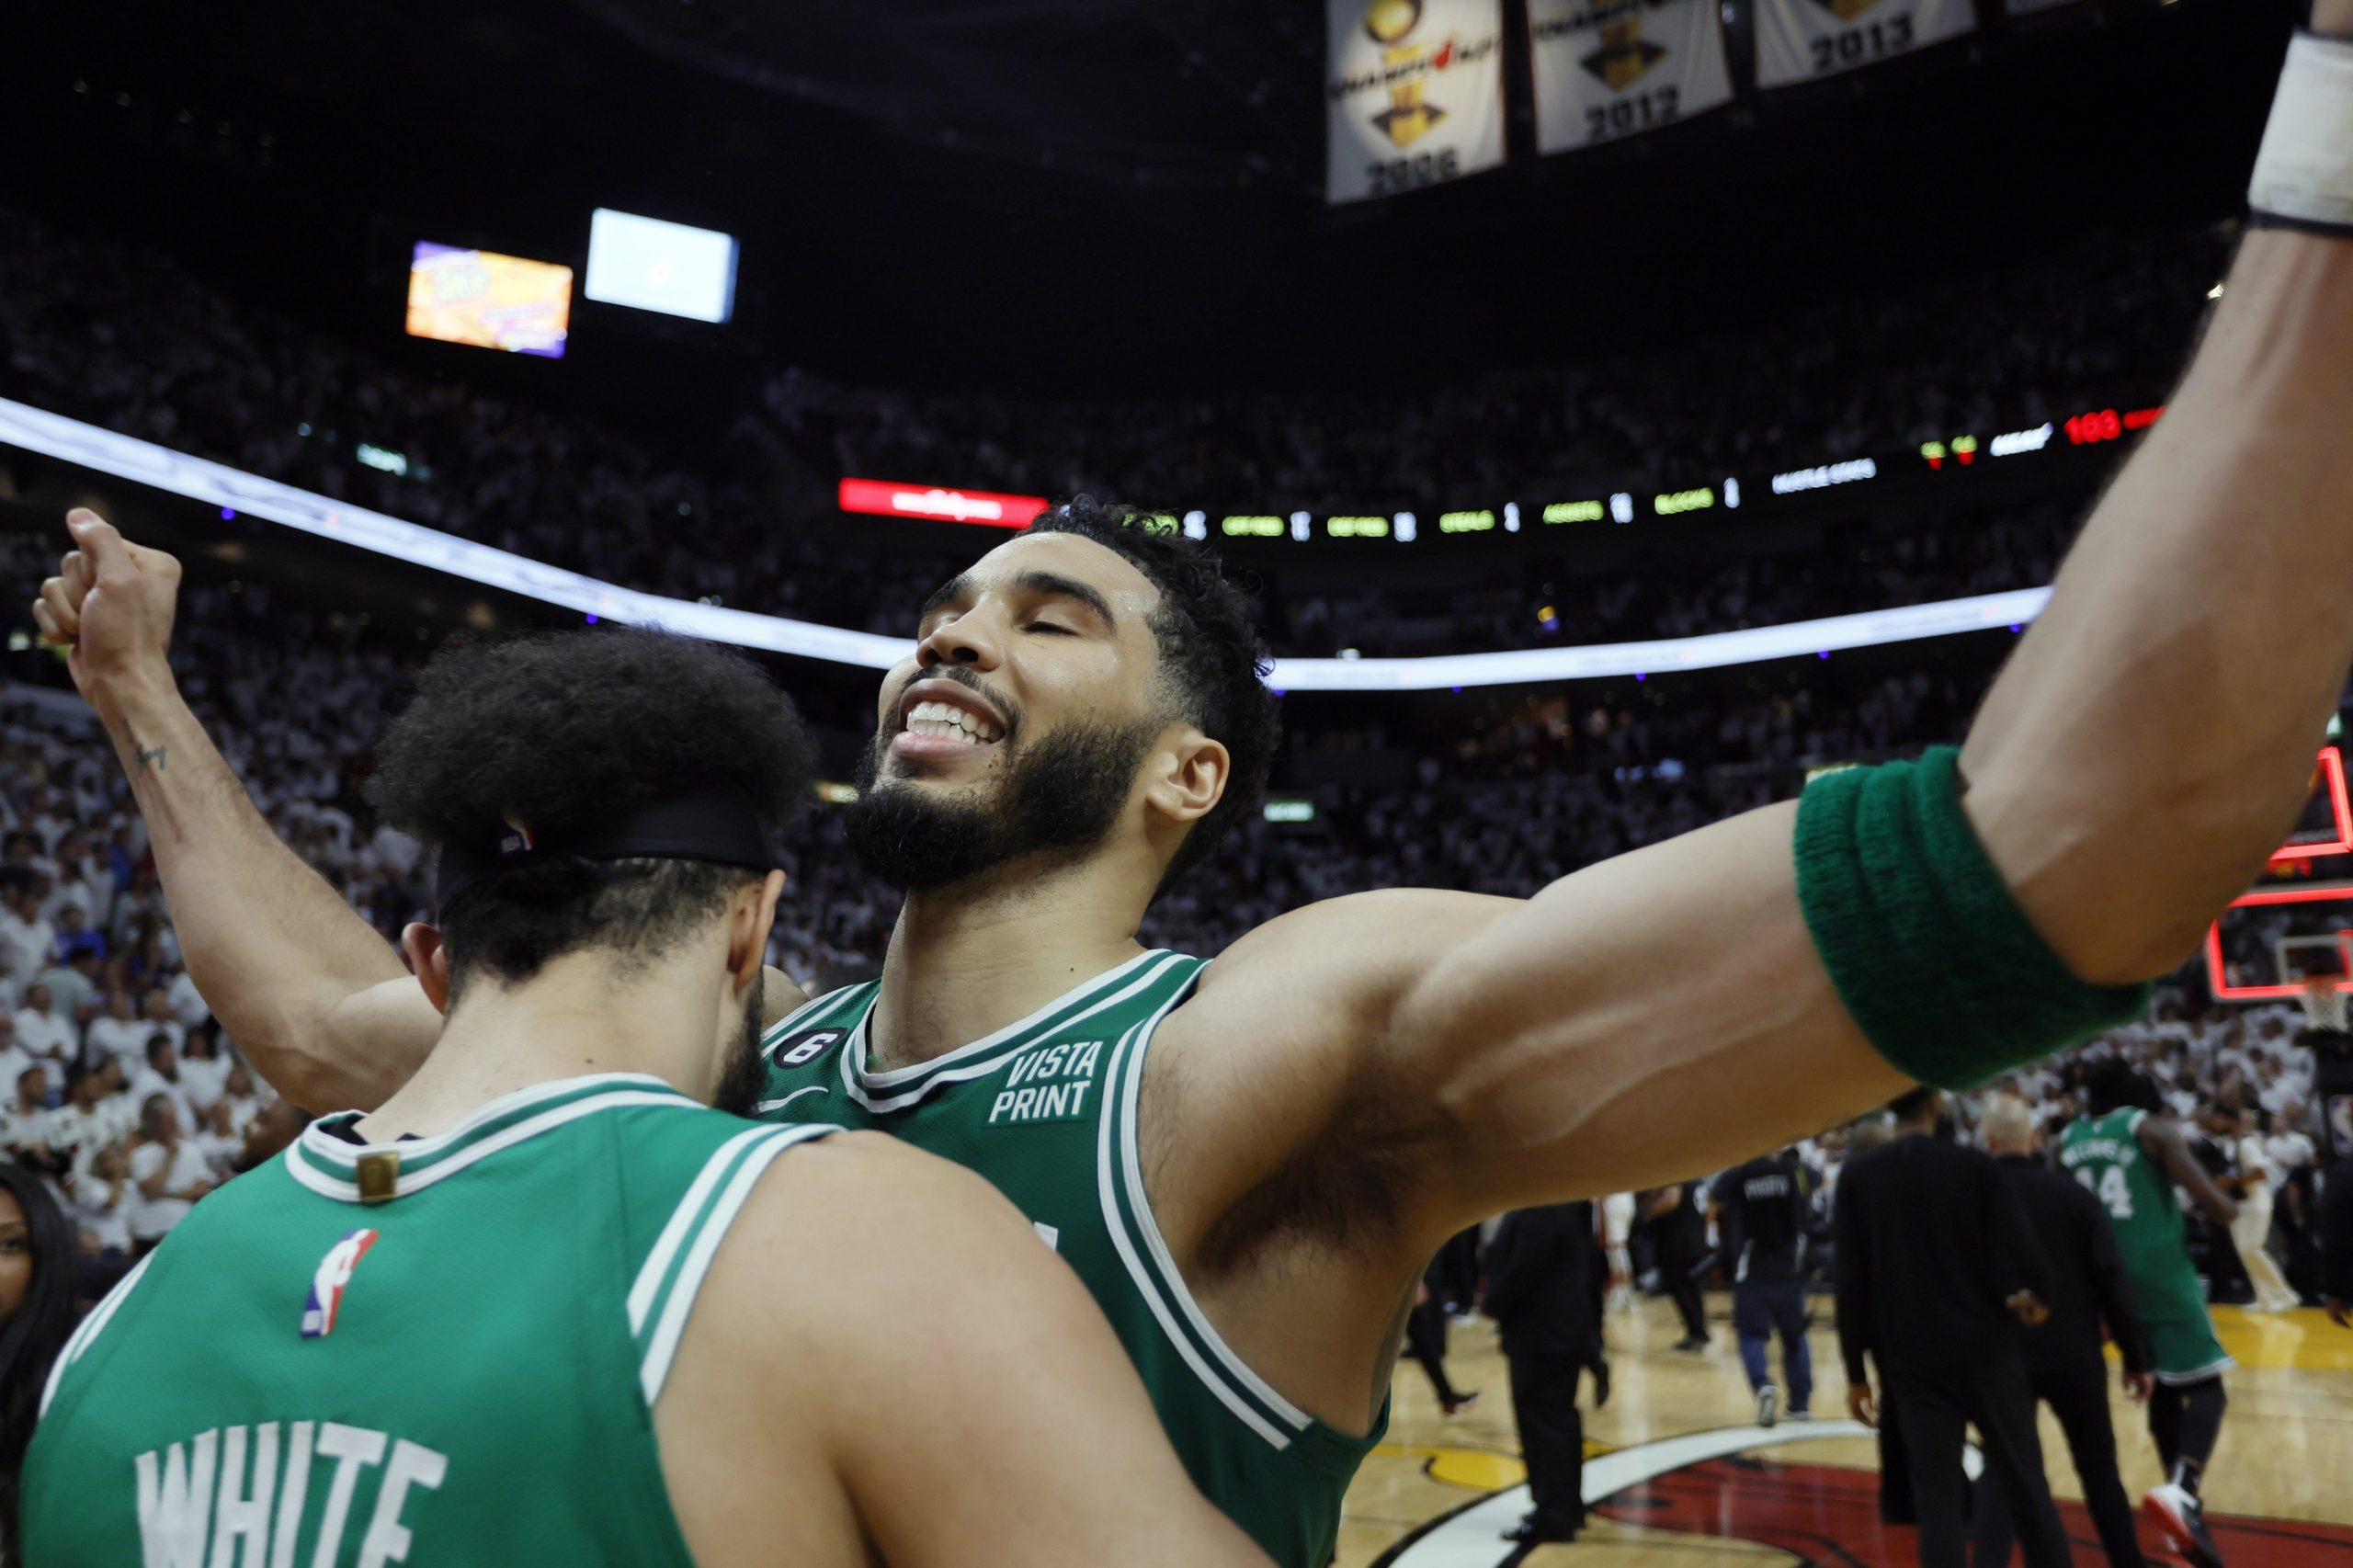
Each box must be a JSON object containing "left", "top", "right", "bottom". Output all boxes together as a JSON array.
[
  {"left": 1327, "top": 0, "right": 1506, "bottom": 204},
  {"left": 1529, "top": 0, "right": 1733, "bottom": 156},
  {"left": 1754, "top": 0, "right": 1975, "bottom": 90}
]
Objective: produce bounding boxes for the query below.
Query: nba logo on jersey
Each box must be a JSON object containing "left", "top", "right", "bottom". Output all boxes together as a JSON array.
[{"left": 301, "top": 1228, "right": 381, "bottom": 1339}]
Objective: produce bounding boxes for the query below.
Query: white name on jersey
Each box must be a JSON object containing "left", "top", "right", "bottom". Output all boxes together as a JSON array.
[{"left": 134, "top": 1420, "right": 447, "bottom": 1568}]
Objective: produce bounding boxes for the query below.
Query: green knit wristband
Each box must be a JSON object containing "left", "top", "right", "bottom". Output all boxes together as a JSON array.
[{"left": 1793, "top": 746, "right": 2151, "bottom": 1090}]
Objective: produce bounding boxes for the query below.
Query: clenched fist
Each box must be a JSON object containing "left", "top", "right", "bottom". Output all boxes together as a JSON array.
[{"left": 33, "top": 508, "right": 184, "bottom": 711}]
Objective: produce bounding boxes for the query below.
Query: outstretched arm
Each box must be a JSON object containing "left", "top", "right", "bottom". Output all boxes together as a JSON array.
[
  {"left": 35, "top": 512, "right": 431, "bottom": 1111},
  {"left": 37, "top": 513, "right": 817, "bottom": 1112},
  {"left": 2140, "top": 1116, "right": 2239, "bottom": 1226},
  {"left": 1176, "top": 37, "right": 2353, "bottom": 1252}
]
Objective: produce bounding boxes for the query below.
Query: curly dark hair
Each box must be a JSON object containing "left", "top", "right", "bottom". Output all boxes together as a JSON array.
[
  {"left": 368, "top": 629, "right": 815, "bottom": 997},
  {"left": 1022, "top": 497, "right": 1279, "bottom": 890}
]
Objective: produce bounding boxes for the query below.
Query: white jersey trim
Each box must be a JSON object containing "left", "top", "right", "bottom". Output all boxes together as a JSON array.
[
  {"left": 2154, "top": 1355, "right": 2235, "bottom": 1387},
  {"left": 638, "top": 1123, "right": 837, "bottom": 1405},
  {"left": 1113, "top": 971, "right": 1314, "bottom": 1433},
  {"left": 628, "top": 1124, "right": 785, "bottom": 1332},
  {"left": 298, "top": 1073, "right": 687, "bottom": 1169},
  {"left": 849, "top": 949, "right": 1165, "bottom": 1088},
  {"left": 40, "top": 1252, "right": 154, "bottom": 1419},
  {"left": 1094, "top": 963, "right": 1320, "bottom": 1453},
  {"left": 285, "top": 1091, "right": 701, "bottom": 1203},
  {"left": 840, "top": 952, "right": 1190, "bottom": 1115}
]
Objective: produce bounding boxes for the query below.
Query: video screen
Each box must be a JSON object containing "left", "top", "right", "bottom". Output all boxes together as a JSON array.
[
  {"left": 584, "top": 209, "right": 738, "bottom": 324},
  {"left": 404, "top": 243, "right": 573, "bottom": 358}
]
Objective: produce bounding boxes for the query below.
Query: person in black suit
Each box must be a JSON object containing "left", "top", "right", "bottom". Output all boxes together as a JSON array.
[
  {"left": 1484, "top": 1200, "right": 1606, "bottom": 1548},
  {"left": 1972, "top": 1093, "right": 2154, "bottom": 1568},
  {"left": 1643, "top": 1181, "right": 1712, "bottom": 1349},
  {"left": 1835, "top": 1087, "right": 2072, "bottom": 1568}
]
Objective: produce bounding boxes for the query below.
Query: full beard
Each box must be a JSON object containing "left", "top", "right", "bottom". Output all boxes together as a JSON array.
[
  {"left": 843, "top": 714, "right": 1163, "bottom": 892},
  {"left": 710, "top": 980, "right": 770, "bottom": 1119}
]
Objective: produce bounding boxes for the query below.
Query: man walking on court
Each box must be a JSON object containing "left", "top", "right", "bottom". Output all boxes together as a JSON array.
[
  {"left": 1975, "top": 1092, "right": 2154, "bottom": 1568},
  {"left": 41, "top": 31, "right": 2353, "bottom": 1556},
  {"left": 1713, "top": 1144, "right": 1815, "bottom": 1427},
  {"left": 1835, "top": 1088, "right": 2070, "bottom": 1568},
  {"left": 1483, "top": 1201, "right": 1606, "bottom": 1550},
  {"left": 2061, "top": 1061, "right": 2244, "bottom": 1568}
]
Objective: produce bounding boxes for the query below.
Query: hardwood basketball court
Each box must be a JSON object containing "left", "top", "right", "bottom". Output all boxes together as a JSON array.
[{"left": 1339, "top": 1297, "right": 2353, "bottom": 1567}]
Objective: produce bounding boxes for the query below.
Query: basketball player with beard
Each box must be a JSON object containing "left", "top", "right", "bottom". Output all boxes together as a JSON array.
[
  {"left": 20, "top": 627, "right": 1267, "bottom": 1567},
  {"left": 40, "top": 30, "right": 2353, "bottom": 1556}
]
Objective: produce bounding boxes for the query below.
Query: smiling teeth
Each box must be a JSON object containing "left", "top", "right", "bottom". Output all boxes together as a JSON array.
[{"left": 905, "top": 699, "right": 1003, "bottom": 743}]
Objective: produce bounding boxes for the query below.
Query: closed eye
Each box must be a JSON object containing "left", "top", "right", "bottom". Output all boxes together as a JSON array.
[{"left": 1025, "top": 620, "right": 1076, "bottom": 636}]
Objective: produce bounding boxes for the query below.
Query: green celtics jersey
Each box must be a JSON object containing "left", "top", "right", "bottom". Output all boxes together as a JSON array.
[
  {"left": 757, "top": 949, "right": 1383, "bottom": 1568},
  {"left": 24, "top": 1074, "right": 833, "bottom": 1567},
  {"left": 2056, "top": 1107, "right": 2231, "bottom": 1381}
]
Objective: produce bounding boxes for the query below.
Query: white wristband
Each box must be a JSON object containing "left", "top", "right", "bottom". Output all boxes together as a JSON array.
[{"left": 2250, "top": 32, "right": 2353, "bottom": 231}]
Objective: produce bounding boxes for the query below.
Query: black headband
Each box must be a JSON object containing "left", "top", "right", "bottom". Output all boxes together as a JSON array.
[{"left": 434, "top": 785, "right": 776, "bottom": 915}]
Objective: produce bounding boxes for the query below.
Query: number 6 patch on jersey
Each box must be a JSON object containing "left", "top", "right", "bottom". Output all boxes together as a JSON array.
[{"left": 767, "top": 1029, "right": 843, "bottom": 1069}]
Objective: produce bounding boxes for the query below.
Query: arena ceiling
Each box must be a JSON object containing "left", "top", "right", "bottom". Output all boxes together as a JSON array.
[{"left": 2, "top": 0, "right": 2300, "bottom": 403}]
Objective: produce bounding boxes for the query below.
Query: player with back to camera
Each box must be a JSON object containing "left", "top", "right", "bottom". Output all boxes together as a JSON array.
[
  {"left": 39, "top": 16, "right": 2353, "bottom": 1562},
  {"left": 2060, "top": 1058, "right": 2243, "bottom": 1568},
  {"left": 17, "top": 626, "right": 1268, "bottom": 1568}
]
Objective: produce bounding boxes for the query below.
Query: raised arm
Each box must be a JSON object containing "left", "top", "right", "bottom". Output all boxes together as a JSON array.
[
  {"left": 36, "top": 512, "right": 433, "bottom": 1110},
  {"left": 1182, "top": 36, "right": 2353, "bottom": 1239}
]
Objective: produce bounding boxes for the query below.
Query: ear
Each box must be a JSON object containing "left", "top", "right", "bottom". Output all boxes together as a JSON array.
[
  {"left": 1142, "top": 727, "right": 1229, "bottom": 828},
  {"left": 400, "top": 923, "right": 454, "bottom": 1016},
  {"left": 729, "top": 871, "right": 787, "bottom": 993}
]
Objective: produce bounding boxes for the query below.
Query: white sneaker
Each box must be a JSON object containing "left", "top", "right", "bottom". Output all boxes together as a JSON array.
[
  {"left": 1756, "top": 1384, "right": 1779, "bottom": 1429},
  {"left": 2143, "top": 1482, "right": 2224, "bottom": 1568}
]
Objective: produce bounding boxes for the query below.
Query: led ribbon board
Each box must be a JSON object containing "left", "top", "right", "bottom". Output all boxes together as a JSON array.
[{"left": 0, "top": 395, "right": 2053, "bottom": 692}]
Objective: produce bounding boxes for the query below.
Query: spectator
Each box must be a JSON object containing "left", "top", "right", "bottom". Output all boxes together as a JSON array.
[
  {"left": 127, "top": 1034, "right": 195, "bottom": 1136},
  {"left": 42, "top": 1061, "right": 133, "bottom": 1180},
  {"left": 125, "top": 1094, "right": 211, "bottom": 1253},
  {"left": 215, "top": 1060, "right": 265, "bottom": 1142},
  {"left": 190, "top": 1099, "right": 244, "bottom": 1179},
  {"left": 0, "top": 878, "right": 55, "bottom": 987},
  {"left": 81, "top": 989, "right": 144, "bottom": 1079},
  {"left": 65, "top": 1141, "right": 135, "bottom": 1297},
  {"left": 136, "top": 989, "right": 184, "bottom": 1057},
  {"left": 176, "top": 1027, "right": 230, "bottom": 1118},
  {"left": 2230, "top": 1107, "right": 2300, "bottom": 1312},
  {"left": 35, "top": 940, "right": 98, "bottom": 1028},
  {"left": 8, "top": 983, "right": 72, "bottom": 1074},
  {"left": 0, "top": 1162, "right": 79, "bottom": 1564}
]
